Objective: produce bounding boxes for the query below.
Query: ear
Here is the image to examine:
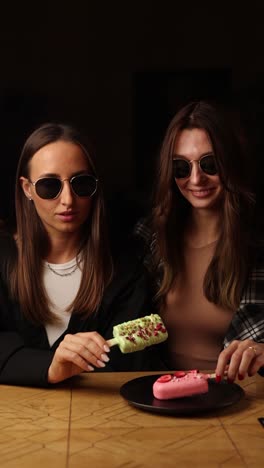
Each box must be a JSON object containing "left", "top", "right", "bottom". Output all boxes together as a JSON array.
[{"left": 20, "top": 177, "right": 33, "bottom": 201}]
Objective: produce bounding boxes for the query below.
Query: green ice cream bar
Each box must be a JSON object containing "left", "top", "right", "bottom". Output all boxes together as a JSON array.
[{"left": 107, "top": 314, "right": 168, "bottom": 353}]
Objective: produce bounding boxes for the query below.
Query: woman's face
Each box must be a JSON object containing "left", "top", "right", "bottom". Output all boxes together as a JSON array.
[
  {"left": 20, "top": 140, "right": 94, "bottom": 239},
  {"left": 173, "top": 128, "right": 224, "bottom": 211}
]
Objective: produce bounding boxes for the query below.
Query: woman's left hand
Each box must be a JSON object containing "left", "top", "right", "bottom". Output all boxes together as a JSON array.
[{"left": 215, "top": 339, "right": 264, "bottom": 382}]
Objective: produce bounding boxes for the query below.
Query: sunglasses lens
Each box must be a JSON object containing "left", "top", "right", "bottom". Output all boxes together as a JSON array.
[
  {"left": 200, "top": 155, "right": 217, "bottom": 175},
  {"left": 71, "top": 175, "right": 97, "bottom": 197},
  {"left": 173, "top": 155, "right": 218, "bottom": 179},
  {"left": 34, "top": 175, "right": 98, "bottom": 199},
  {"left": 173, "top": 159, "right": 190, "bottom": 179},
  {"left": 35, "top": 178, "right": 62, "bottom": 199}
]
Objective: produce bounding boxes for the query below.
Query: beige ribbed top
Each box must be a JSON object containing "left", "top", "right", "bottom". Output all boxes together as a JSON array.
[{"left": 161, "top": 242, "right": 234, "bottom": 370}]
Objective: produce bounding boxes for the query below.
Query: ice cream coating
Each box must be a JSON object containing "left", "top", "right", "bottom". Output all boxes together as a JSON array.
[
  {"left": 153, "top": 371, "right": 209, "bottom": 400},
  {"left": 112, "top": 314, "right": 168, "bottom": 353}
]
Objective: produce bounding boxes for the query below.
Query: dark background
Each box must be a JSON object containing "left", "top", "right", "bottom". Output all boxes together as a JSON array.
[{"left": 0, "top": 3, "right": 263, "bottom": 237}]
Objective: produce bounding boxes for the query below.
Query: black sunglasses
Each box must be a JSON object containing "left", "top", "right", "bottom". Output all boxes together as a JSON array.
[
  {"left": 30, "top": 174, "right": 98, "bottom": 199},
  {"left": 173, "top": 154, "right": 218, "bottom": 179}
]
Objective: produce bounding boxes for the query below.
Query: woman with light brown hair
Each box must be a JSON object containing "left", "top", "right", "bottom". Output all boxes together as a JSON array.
[
  {"left": 0, "top": 123, "right": 154, "bottom": 386},
  {"left": 135, "top": 100, "right": 264, "bottom": 381}
]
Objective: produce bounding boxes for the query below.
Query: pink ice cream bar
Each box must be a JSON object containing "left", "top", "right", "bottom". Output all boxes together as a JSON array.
[{"left": 153, "top": 370, "right": 209, "bottom": 400}]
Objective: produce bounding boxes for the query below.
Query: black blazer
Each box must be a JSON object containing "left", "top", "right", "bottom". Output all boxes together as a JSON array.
[{"left": 0, "top": 233, "right": 167, "bottom": 387}]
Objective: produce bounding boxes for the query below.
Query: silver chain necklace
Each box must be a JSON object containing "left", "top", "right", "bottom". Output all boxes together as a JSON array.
[{"left": 47, "top": 263, "right": 79, "bottom": 277}]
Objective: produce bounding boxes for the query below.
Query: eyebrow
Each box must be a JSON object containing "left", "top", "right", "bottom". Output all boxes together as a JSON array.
[
  {"left": 172, "top": 152, "right": 214, "bottom": 160},
  {"left": 35, "top": 170, "right": 90, "bottom": 179}
]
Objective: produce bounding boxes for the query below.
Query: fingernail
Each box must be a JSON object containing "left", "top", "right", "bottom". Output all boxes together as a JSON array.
[
  {"left": 87, "top": 365, "right": 94, "bottom": 371},
  {"left": 227, "top": 378, "right": 234, "bottom": 384},
  {"left": 215, "top": 375, "right": 221, "bottom": 383},
  {"left": 238, "top": 374, "right": 244, "bottom": 380},
  {"left": 96, "top": 360, "right": 106, "bottom": 368},
  {"left": 101, "top": 353, "right": 110, "bottom": 362},
  {"left": 104, "top": 344, "right": 110, "bottom": 352}
]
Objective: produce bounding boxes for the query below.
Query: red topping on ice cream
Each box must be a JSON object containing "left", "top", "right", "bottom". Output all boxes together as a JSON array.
[
  {"left": 157, "top": 374, "right": 172, "bottom": 383},
  {"left": 173, "top": 371, "right": 186, "bottom": 378}
]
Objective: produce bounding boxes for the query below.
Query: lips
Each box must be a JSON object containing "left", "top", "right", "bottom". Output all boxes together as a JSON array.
[
  {"left": 57, "top": 211, "right": 78, "bottom": 221},
  {"left": 190, "top": 188, "right": 215, "bottom": 198},
  {"left": 59, "top": 211, "right": 77, "bottom": 216}
]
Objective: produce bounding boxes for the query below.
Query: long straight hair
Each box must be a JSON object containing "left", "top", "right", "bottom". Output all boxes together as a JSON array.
[
  {"left": 9, "top": 123, "right": 113, "bottom": 325},
  {"left": 152, "top": 100, "right": 255, "bottom": 310}
]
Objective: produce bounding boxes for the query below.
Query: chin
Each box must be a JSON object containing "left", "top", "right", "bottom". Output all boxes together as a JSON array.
[
  {"left": 191, "top": 199, "right": 221, "bottom": 210},
  {"left": 56, "top": 223, "right": 82, "bottom": 234}
]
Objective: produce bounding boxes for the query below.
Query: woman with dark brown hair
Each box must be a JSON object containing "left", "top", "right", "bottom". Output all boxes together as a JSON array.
[
  {"left": 0, "top": 123, "right": 154, "bottom": 386},
  {"left": 135, "top": 100, "right": 264, "bottom": 382}
]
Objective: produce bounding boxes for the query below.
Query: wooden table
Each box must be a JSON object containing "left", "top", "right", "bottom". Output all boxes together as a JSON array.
[{"left": 0, "top": 372, "right": 263, "bottom": 467}]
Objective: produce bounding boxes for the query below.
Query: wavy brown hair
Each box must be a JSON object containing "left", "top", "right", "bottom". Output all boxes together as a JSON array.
[
  {"left": 152, "top": 100, "right": 255, "bottom": 310},
  {"left": 9, "top": 123, "right": 113, "bottom": 325}
]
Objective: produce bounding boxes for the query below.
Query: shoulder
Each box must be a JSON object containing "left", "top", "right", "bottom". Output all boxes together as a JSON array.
[
  {"left": 111, "top": 216, "right": 155, "bottom": 270},
  {"left": 100, "top": 233, "right": 155, "bottom": 307},
  {"left": 111, "top": 236, "right": 147, "bottom": 286},
  {"left": 243, "top": 238, "right": 264, "bottom": 304},
  {"left": 133, "top": 217, "right": 160, "bottom": 276},
  {"left": 252, "top": 238, "right": 264, "bottom": 270},
  {"left": 133, "top": 216, "right": 154, "bottom": 244},
  {"left": 0, "top": 230, "right": 17, "bottom": 278},
  {"left": 133, "top": 216, "right": 157, "bottom": 258},
  {"left": 0, "top": 230, "right": 17, "bottom": 256}
]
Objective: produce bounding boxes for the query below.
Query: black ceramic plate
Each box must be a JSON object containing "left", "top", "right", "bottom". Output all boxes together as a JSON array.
[{"left": 120, "top": 374, "right": 245, "bottom": 415}]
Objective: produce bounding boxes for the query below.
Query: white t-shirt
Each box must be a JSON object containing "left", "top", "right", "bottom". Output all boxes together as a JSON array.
[{"left": 43, "top": 257, "right": 82, "bottom": 346}]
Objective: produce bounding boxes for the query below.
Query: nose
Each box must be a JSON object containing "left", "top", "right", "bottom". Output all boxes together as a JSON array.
[
  {"left": 189, "top": 161, "right": 205, "bottom": 184},
  {"left": 60, "top": 180, "right": 74, "bottom": 206}
]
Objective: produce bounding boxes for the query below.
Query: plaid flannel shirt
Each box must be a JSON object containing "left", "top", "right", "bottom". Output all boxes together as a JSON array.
[{"left": 134, "top": 219, "right": 264, "bottom": 349}]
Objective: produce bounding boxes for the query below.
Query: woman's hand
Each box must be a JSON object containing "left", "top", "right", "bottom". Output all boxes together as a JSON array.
[
  {"left": 215, "top": 339, "right": 264, "bottom": 382},
  {"left": 48, "top": 332, "right": 110, "bottom": 384}
]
